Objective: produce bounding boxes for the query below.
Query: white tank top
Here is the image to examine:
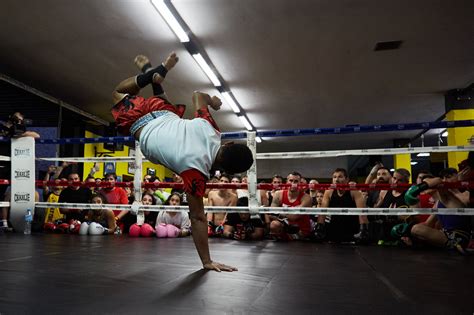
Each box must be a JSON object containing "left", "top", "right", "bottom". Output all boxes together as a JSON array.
[{"left": 139, "top": 111, "right": 221, "bottom": 177}]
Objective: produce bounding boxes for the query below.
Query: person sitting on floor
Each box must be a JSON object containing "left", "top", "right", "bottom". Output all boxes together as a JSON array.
[
  {"left": 223, "top": 197, "right": 265, "bottom": 241},
  {"left": 155, "top": 192, "right": 191, "bottom": 238}
]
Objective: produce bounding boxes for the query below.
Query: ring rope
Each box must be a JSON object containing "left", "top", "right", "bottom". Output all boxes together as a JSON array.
[
  {"left": 257, "top": 145, "right": 474, "bottom": 159},
  {"left": 35, "top": 145, "right": 473, "bottom": 163},
  {"left": 38, "top": 156, "right": 149, "bottom": 163},
  {"left": 34, "top": 202, "right": 474, "bottom": 216},
  {"left": 19, "top": 180, "right": 474, "bottom": 191},
  {"left": 222, "top": 119, "right": 474, "bottom": 139},
  {"left": 1, "top": 119, "right": 472, "bottom": 144}
]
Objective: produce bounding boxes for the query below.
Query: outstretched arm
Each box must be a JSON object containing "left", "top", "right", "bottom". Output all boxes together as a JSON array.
[
  {"left": 192, "top": 92, "right": 222, "bottom": 131},
  {"left": 187, "top": 193, "right": 237, "bottom": 272}
]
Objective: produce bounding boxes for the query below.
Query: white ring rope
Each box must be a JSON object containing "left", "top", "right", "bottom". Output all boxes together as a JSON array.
[
  {"left": 35, "top": 202, "right": 474, "bottom": 216},
  {"left": 0, "top": 155, "right": 11, "bottom": 161},
  {"left": 36, "top": 145, "right": 474, "bottom": 162},
  {"left": 257, "top": 145, "right": 474, "bottom": 160},
  {"left": 38, "top": 156, "right": 149, "bottom": 163}
]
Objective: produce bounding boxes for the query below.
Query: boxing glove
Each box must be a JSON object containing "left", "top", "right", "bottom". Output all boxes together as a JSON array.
[
  {"left": 140, "top": 223, "right": 156, "bottom": 237},
  {"left": 129, "top": 223, "right": 141, "bottom": 237},
  {"left": 88, "top": 222, "right": 109, "bottom": 235},
  {"left": 69, "top": 220, "right": 81, "bottom": 234},
  {"left": 79, "top": 222, "right": 90, "bottom": 235},
  {"left": 166, "top": 224, "right": 180, "bottom": 238},
  {"left": 156, "top": 223, "right": 167, "bottom": 238},
  {"left": 43, "top": 222, "right": 57, "bottom": 233},
  {"left": 404, "top": 182, "right": 430, "bottom": 206}
]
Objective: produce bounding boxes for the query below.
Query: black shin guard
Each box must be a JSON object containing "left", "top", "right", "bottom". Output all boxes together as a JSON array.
[
  {"left": 152, "top": 82, "right": 165, "bottom": 96},
  {"left": 135, "top": 64, "right": 168, "bottom": 88}
]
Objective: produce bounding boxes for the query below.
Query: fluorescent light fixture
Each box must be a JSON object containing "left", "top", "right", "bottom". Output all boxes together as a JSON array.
[
  {"left": 239, "top": 115, "right": 253, "bottom": 131},
  {"left": 410, "top": 161, "right": 418, "bottom": 165},
  {"left": 221, "top": 92, "right": 240, "bottom": 113},
  {"left": 442, "top": 130, "right": 448, "bottom": 137},
  {"left": 151, "top": 0, "right": 190, "bottom": 42},
  {"left": 255, "top": 136, "right": 262, "bottom": 143},
  {"left": 417, "top": 152, "right": 430, "bottom": 157},
  {"left": 390, "top": 168, "right": 395, "bottom": 172},
  {"left": 192, "top": 54, "right": 221, "bottom": 87}
]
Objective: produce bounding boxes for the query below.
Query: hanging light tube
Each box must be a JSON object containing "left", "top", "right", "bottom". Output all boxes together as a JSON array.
[{"left": 150, "top": 0, "right": 190, "bottom": 43}]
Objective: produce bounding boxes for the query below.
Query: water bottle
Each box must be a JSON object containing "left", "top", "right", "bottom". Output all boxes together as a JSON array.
[{"left": 24, "top": 208, "right": 32, "bottom": 235}]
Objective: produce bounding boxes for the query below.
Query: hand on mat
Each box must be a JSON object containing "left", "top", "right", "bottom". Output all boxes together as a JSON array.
[{"left": 203, "top": 261, "right": 238, "bottom": 272}]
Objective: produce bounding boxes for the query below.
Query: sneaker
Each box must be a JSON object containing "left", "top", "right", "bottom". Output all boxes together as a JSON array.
[
  {"left": 354, "top": 229, "right": 369, "bottom": 244},
  {"left": 313, "top": 223, "right": 327, "bottom": 241}
]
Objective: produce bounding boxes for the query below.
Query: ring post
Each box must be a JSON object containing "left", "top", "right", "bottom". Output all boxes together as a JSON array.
[
  {"left": 246, "top": 132, "right": 258, "bottom": 215},
  {"left": 10, "top": 137, "right": 36, "bottom": 231},
  {"left": 133, "top": 140, "right": 144, "bottom": 225}
]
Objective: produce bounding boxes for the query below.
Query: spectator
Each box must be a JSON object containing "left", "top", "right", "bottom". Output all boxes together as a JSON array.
[
  {"left": 396, "top": 169, "right": 472, "bottom": 254},
  {"left": 207, "top": 174, "right": 237, "bottom": 236},
  {"left": 99, "top": 173, "right": 129, "bottom": 222},
  {"left": 223, "top": 197, "right": 264, "bottom": 240},
  {"left": 59, "top": 173, "right": 92, "bottom": 222},
  {"left": 155, "top": 192, "right": 191, "bottom": 238},
  {"left": 43, "top": 178, "right": 66, "bottom": 226},
  {"left": 128, "top": 192, "right": 158, "bottom": 237},
  {"left": 269, "top": 172, "right": 312, "bottom": 241},
  {"left": 170, "top": 173, "right": 188, "bottom": 205},
  {"left": 143, "top": 192, "right": 158, "bottom": 227},
  {"left": 315, "top": 168, "right": 367, "bottom": 243},
  {"left": 230, "top": 175, "right": 241, "bottom": 195},
  {"left": 308, "top": 179, "right": 320, "bottom": 207},
  {"left": 266, "top": 174, "right": 283, "bottom": 206},
  {"left": 236, "top": 174, "right": 267, "bottom": 206},
  {"left": 86, "top": 194, "right": 117, "bottom": 234},
  {"left": 203, "top": 177, "right": 219, "bottom": 206},
  {"left": 143, "top": 174, "right": 169, "bottom": 205},
  {"left": 85, "top": 175, "right": 97, "bottom": 193},
  {"left": 416, "top": 169, "right": 432, "bottom": 185}
]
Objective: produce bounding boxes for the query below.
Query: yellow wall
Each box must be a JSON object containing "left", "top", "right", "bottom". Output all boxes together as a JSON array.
[
  {"left": 394, "top": 154, "right": 412, "bottom": 183},
  {"left": 83, "top": 131, "right": 173, "bottom": 181},
  {"left": 446, "top": 109, "right": 474, "bottom": 169}
]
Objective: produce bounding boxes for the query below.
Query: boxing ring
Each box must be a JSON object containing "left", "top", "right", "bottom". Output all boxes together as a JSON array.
[{"left": 1, "top": 119, "right": 473, "bottom": 314}]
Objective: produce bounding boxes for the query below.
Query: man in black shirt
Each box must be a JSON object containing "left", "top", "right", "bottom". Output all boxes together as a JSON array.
[
  {"left": 223, "top": 197, "right": 264, "bottom": 240},
  {"left": 59, "top": 173, "right": 92, "bottom": 221}
]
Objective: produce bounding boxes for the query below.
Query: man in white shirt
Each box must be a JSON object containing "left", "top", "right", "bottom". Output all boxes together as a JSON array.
[{"left": 111, "top": 53, "right": 253, "bottom": 272}]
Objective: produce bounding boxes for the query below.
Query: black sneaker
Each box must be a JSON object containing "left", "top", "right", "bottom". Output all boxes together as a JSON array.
[{"left": 313, "top": 223, "right": 327, "bottom": 241}]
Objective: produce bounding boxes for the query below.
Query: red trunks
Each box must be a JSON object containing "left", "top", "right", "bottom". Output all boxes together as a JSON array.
[
  {"left": 180, "top": 169, "right": 207, "bottom": 198},
  {"left": 111, "top": 95, "right": 186, "bottom": 135}
]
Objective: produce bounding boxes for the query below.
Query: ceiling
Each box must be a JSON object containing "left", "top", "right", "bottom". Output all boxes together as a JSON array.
[{"left": 0, "top": 0, "right": 473, "bottom": 155}]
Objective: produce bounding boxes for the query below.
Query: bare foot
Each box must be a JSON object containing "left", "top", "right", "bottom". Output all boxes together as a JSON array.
[
  {"left": 163, "top": 52, "right": 179, "bottom": 71},
  {"left": 152, "top": 52, "right": 179, "bottom": 85},
  {"left": 134, "top": 55, "right": 151, "bottom": 72}
]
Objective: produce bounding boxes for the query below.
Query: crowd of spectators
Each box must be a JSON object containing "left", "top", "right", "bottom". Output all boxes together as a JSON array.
[{"left": 1, "top": 158, "right": 473, "bottom": 255}]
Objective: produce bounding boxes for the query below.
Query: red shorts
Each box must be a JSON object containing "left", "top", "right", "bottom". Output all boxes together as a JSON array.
[
  {"left": 111, "top": 95, "right": 186, "bottom": 135},
  {"left": 180, "top": 169, "right": 207, "bottom": 197}
]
